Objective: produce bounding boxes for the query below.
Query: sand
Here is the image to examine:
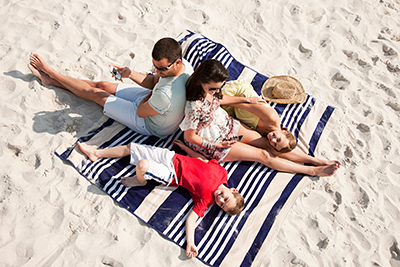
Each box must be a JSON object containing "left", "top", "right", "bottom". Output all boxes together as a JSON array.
[{"left": 1, "top": 0, "right": 400, "bottom": 266}]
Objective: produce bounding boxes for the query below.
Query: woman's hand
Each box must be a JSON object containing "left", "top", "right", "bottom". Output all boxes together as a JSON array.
[{"left": 214, "top": 140, "right": 237, "bottom": 149}]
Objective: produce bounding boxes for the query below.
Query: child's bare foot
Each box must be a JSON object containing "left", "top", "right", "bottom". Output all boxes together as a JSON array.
[
  {"left": 77, "top": 142, "right": 100, "bottom": 162},
  {"left": 121, "top": 176, "right": 147, "bottom": 187},
  {"left": 313, "top": 162, "right": 341, "bottom": 177}
]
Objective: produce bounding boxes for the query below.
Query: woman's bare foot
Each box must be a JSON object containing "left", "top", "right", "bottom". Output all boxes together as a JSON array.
[
  {"left": 313, "top": 162, "right": 341, "bottom": 177},
  {"left": 77, "top": 142, "right": 100, "bottom": 162},
  {"left": 121, "top": 176, "right": 147, "bottom": 187}
]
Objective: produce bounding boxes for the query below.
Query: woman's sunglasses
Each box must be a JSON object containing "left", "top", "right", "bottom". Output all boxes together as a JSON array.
[
  {"left": 208, "top": 81, "right": 226, "bottom": 91},
  {"left": 153, "top": 58, "right": 178, "bottom": 72}
]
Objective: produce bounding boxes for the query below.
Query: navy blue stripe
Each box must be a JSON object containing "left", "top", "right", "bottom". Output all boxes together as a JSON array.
[
  {"left": 148, "top": 187, "right": 192, "bottom": 233},
  {"left": 144, "top": 171, "right": 171, "bottom": 184},
  {"left": 308, "top": 105, "right": 334, "bottom": 157},
  {"left": 240, "top": 173, "right": 304, "bottom": 267}
]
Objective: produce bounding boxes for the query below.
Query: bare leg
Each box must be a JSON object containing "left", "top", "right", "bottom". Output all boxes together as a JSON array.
[
  {"left": 28, "top": 63, "right": 64, "bottom": 87},
  {"left": 237, "top": 123, "right": 270, "bottom": 150},
  {"left": 77, "top": 142, "right": 131, "bottom": 162},
  {"left": 224, "top": 142, "right": 340, "bottom": 177},
  {"left": 121, "top": 159, "right": 148, "bottom": 187},
  {"left": 29, "top": 53, "right": 118, "bottom": 106}
]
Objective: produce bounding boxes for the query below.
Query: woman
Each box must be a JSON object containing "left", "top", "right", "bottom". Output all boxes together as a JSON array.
[{"left": 179, "top": 59, "right": 340, "bottom": 177}]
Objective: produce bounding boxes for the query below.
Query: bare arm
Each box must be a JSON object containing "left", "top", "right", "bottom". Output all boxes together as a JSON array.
[
  {"left": 137, "top": 91, "right": 159, "bottom": 118},
  {"left": 185, "top": 210, "right": 199, "bottom": 258},
  {"left": 110, "top": 64, "right": 160, "bottom": 89},
  {"left": 172, "top": 140, "right": 208, "bottom": 162},
  {"left": 220, "top": 94, "right": 265, "bottom": 106},
  {"left": 183, "top": 129, "right": 236, "bottom": 150}
]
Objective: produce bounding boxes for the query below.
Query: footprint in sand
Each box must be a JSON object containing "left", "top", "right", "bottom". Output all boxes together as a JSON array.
[
  {"left": 331, "top": 72, "right": 350, "bottom": 90},
  {"left": 2, "top": 79, "right": 16, "bottom": 99}
]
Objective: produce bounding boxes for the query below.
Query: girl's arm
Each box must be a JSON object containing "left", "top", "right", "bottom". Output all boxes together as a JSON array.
[
  {"left": 185, "top": 210, "right": 200, "bottom": 258},
  {"left": 220, "top": 94, "right": 265, "bottom": 106}
]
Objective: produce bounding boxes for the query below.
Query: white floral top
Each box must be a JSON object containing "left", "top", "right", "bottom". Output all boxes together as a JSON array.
[{"left": 180, "top": 96, "right": 240, "bottom": 162}]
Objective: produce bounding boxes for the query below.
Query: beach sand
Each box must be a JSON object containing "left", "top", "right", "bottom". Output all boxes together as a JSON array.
[{"left": 1, "top": 0, "right": 400, "bottom": 266}]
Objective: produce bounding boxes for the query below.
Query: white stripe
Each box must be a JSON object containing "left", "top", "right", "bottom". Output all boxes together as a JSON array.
[
  {"left": 209, "top": 168, "right": 273, "bottom": 264},
  {"left": 198, "top": 163, "right": 265, "bottom": 258},
  {"left": 237, "top": 67, "right": 257, "bottom": 84},
  {"left": 163, "top": 200, "right": 193, "bottom": 236}
]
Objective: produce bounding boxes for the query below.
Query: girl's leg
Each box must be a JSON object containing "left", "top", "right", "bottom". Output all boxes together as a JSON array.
[
  {"left": 237, "top": 123, "right": 270, "bottom": 150},
  {"left": 224, "top": 142, "right": 339, "bottom": 177}
]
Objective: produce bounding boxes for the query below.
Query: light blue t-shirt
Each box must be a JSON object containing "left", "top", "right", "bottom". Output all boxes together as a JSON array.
[{"left": 145, "top": 59, "right": 193, "bottom": 138}]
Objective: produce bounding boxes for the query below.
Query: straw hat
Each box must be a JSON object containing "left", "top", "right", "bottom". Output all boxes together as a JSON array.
[{"left": 261, "top": 76, "right": 306, "bottom": 104}]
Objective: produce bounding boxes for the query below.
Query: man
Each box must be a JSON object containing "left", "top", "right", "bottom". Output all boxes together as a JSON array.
[{"left": 29, "top": 38, "right": 193, "bottom": 138}]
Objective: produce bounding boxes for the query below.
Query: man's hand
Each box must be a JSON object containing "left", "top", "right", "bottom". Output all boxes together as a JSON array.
[{"left": 109, "top": 64, "right": 132, "bottom": 79}]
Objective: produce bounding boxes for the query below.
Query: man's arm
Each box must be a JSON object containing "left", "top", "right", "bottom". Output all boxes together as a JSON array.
[
  {"left": 110, "top": 64, "right": 160, "bottom": 89},
  {"left": 129, "top": 71, "right": 160, "bottom": 89},
  {"left": 137, "top": 91, "right": 159, "bottom": 118},
  {"left": 185, "top": 210, "right": 199, "bottom": 258}
]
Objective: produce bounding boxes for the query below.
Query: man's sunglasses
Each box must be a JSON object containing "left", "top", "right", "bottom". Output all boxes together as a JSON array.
[
  {"left": 208, "top": 82, "right": 226, "bottom": 91},
  {"left": 153, "top": 58, "right": 178, "bottom": 72}
]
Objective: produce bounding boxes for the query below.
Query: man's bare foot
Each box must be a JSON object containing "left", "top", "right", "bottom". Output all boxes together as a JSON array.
[
  {"left": 314, "top": 162, "right": 341, "bottom": 177},
  {"left": 121, "top": 176, "right": 147, "bottom": 187},
  {"left": 28, "top": 63, "right": 60, "bottom": 86},
  {"left": 29, "top": 53, "right": 54, "bottom": 74},
  {"left": 29, "top": 53, "right": 63, "bottom": 87},
  {"left": 77, "top": 142, "right": 100, "bottom": 162}
]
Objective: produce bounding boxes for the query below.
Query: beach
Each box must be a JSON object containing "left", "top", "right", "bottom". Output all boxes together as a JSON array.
[{"left": 1, "top": 0, "right": 400, "bottom": 266}]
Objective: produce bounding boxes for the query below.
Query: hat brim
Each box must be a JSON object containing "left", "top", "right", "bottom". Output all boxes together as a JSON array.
[{"left": 261, "top": 75, "right": 306, "bottom": 104}]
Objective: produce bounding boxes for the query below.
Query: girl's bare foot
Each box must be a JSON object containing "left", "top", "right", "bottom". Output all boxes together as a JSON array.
[
  {"left": 77, "top": 142, "right": 100, "bottom": 162},
  {"left": 314, "top": 162, "right": 341, "bottom": 177},
  {"left": 121, "top": 176, "right": 147, "bottom": 187}
]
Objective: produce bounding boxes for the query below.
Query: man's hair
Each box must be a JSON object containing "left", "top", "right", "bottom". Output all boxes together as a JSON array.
[
  {"left": 276, "top": 126, "right": 297, "bottom": 153},
  {"left": 226, "top": 192, "right": 245, "bottom": 216},
  {"left": 185, "top": 59, "right": 230, "bottom": 101},
  {"left": 152, "top": 37, "right": 182, "bottom": 63}
]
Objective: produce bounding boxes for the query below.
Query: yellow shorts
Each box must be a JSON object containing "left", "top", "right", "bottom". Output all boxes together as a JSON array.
[{"left": 221, "top": 80, "right": 268, "bottom": 130}]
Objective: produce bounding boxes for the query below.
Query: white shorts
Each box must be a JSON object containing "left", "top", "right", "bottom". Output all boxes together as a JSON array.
[
  {"left": 129, "top": 143, "right": 176, "bottom": 184},
  {"left": 103, "top": 83, "right": 152, "bottom": 135}
]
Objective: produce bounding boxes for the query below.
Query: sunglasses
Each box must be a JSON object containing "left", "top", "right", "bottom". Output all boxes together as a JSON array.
[
  {"left": 208, "top": 81, "right": 226, "bottom": 91},
  {"left": 153, "top": 58, "right": 178, "bottom": 72}
]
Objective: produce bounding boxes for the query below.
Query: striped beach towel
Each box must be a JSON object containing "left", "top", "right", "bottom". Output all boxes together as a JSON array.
[{"left": 55, "top": 30, "right": 336, "bottom": 267}]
